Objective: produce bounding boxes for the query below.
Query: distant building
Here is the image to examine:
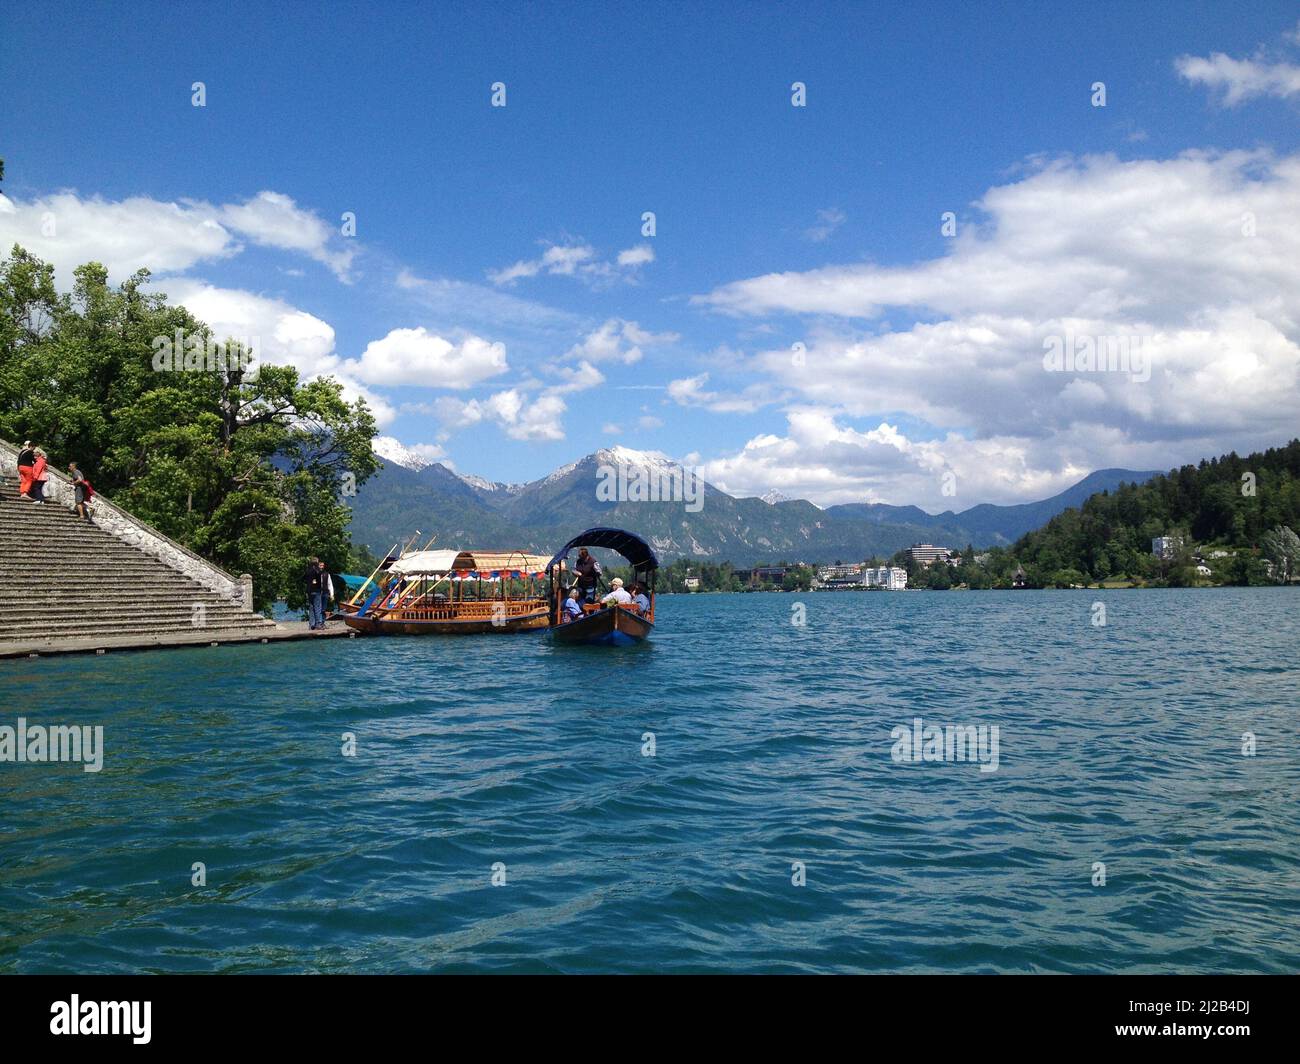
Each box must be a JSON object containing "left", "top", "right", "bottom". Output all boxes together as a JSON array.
[
  {"left": 1012, "top": 565, "right": 1028, "bottom": 589},
  {"left": 816, "top": 563, "right": 864, "bottom": 588},
  {"left": 864, "top": 566, "right": 907, "bottom": 590},
  {"left": 736, "top": 565, "right": 794, "bottom": 585},
  {"left": 1152, "top": 536, "right": 1183, "bottom": 560},
  {"left": 683, "top": 576, "right": 700, "bottom": 590},
  {"left": 908, "top": 543, "right": 955, "bottom": 567}
]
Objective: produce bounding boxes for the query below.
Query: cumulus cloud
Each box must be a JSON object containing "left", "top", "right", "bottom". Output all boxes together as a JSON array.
[
  {"left": 544, "top": 358, "right": 605, "bottom": 394},
  {"left": 434, "top": 389, "right": 566, "bottom": 441},
  {"left": 156, "top": 278, "right": 397, "bottom": 426},
  {"left": 691, "top": 150, "right": 1300, "bottom": 505},
  {"left": 0, "top": 192, "right": 236, "bottom": 282},
  {"left": 341, "top": 328, "right": 508, "bottom": 388},
  {"left": 698, "top": 412, "right": 1116, "bottom": 510},
  {"left": 0, "top": 189, "right": 355, "bottom": 285},
  {"left": 1176, "top": 52, "right": 1300, "bottom": 105},
  {"left": 616, "top": 244, "right": 655, "bottom": 266},
  {"left": 563, "top": 318, "right": 678, "bottom": 365},
  {"left": 1176, "top": 23, "right": 1300, "bottom": 105},
  {"left": 219, "top": 191, "right": 355, "bottom": 281}
]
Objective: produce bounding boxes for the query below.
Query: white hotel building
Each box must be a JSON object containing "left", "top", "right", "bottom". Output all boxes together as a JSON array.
[{"left": 815, "top": 564, "right": 908, "bottom": 590}]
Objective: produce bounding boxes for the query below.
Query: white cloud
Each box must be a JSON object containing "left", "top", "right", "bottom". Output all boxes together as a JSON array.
[
  {"left": 0, "top": 189, "right": 355, "bottom": 286},
  {"left": 0, "top": 192, "right": 236, "bottom": 283},
  {"left": 154, "top": 278, "right": 397, "bottom": 426},
  {"left": 699, "top": 412, "right": 1113, "bottom": 510},
  {"left": 690, "top": 150, "right": 1300, "bottom": 502},
  {"left": 435, "top": 389, "right": 566, "bottom": 441},
  {"left": 1176, "top": 23, "right": 1300, "bottom": 106},
  {"left": 342, "top": 328, "right": 508, "bottom": 388},
  {"left": 489, "top": 240, "right": 655, "bottom": 286},
  {"left": 1176, "top": 52, "right": 1300, "bottom": 105},
  {"left": 563, "top": 318, "right": 678, "bottom": 365},
  {"left": 666, "top": 371, "right": 774, "bottom": 414},
  {"left": 219, "top": 191, "right": 355, "bottom": 281},
  {"left": 803, "top": 207, "right": 846, "bottom": 243},
  {"left": 545, "top": 359, "right": 605, "bottom": 394},
  {"left": 616, "top": 244, "right": 655, "bottom": 266}
]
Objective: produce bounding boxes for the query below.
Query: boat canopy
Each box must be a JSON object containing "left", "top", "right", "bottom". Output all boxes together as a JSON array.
[
  {"left": 545, "top": 527, "right": 659, "bottom": 572},
  {"left": 389, "top": 549, "right": 551, "bottom": 575}
]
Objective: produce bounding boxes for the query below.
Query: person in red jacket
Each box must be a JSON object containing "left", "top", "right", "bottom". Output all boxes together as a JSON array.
[{"left": 30, "top": 448, "right": 49, "bottom": 503}]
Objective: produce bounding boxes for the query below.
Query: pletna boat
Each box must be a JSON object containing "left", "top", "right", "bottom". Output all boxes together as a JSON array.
[
  {"left": 339, "top": 545, "right": 551, "bottom": 635},
  {"left": 545, "top": 528, "right": 658, "bottom": 645}
]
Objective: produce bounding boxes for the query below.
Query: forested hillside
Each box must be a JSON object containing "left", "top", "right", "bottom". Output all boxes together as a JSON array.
[{"left": 1011, "top": 441, "right": 1300, "bottom": 587}]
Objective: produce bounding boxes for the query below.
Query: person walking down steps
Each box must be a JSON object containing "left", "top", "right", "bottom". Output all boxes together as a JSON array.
[{"left": 67, "top": 461, "right": 95, "bottom": 521}]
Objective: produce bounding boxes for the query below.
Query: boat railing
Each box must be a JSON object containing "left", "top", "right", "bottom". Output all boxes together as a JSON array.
[{"left": 374, "top": 597, "right": 546, "bottom": 621}]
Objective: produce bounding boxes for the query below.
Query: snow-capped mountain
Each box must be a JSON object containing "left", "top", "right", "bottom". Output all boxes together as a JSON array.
[
  {"left": 345, "top": 442, "right": 1158, "bottom": 565},
  {"left": 372, "top": 436, "right": 437, "bottom": 472},
  {"left": 455, "top": 472, "right": 525, "bottom": 495}
]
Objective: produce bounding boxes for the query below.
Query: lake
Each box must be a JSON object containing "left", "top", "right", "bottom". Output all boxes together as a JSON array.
[{"left": 2, "top": 588, "right": 1297, "bottom": 973}]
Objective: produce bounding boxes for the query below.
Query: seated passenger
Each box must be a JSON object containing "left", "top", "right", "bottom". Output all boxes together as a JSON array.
[
  {"left": 562, "top": 586, "right": 583, "bottom": 622},
  {"left": 630, "top": 582, "right": 651, "bottom": 613},
  {"left": 601, "top": 577, "right": 632, "bottom": 605}
]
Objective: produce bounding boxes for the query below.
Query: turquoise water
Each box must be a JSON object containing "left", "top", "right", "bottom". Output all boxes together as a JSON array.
[{"left": 2, "top": 589, "right": 1298, "bottom": 973}]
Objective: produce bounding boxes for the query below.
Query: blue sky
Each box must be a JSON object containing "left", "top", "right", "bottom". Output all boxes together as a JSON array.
[{"left": 3, "top": 1, "right": 1298, "bottom": 508}]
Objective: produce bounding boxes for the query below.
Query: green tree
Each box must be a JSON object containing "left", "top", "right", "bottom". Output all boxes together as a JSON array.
[{"left": 0, "top": 247, "right": 379, "bottom": 610}]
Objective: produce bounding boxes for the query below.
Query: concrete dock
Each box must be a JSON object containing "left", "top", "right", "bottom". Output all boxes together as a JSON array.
[{"left": 0, "top": 619, "right": 358, "bottom": 660}]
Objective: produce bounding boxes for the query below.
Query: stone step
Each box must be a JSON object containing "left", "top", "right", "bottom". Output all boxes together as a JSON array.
[
  {"left": 0, "top": 611, "right": 275, "bottom": 632},
  {"left": 0, "top": 601, "right": 254, "bottom": 618},
  {"left": 0, "top": 620, "right": 274, "bottom": 639},
  {"left": 0, "top": 453, "right": 269, "bottom": 648}
]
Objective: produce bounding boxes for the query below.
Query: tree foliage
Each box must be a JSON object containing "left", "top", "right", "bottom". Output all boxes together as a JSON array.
[
  {"left": 1011, "top": 442, "right": 1300, "bottom": 587},
  {"left": 0, "top": 246, "right": 379, "bottom": 610}
]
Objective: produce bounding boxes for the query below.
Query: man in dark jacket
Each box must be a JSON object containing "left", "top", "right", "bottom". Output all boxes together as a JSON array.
[
  {"left": 574, "top": 548, "right": 601, "bottom": 603},
  {"left": 305, "top": 557, "right": 333, "bottom": 630}
]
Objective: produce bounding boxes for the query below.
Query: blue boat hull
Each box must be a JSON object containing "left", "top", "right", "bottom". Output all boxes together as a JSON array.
[{"left": 550, "top": 604, "right": 653, "bottom": 645}]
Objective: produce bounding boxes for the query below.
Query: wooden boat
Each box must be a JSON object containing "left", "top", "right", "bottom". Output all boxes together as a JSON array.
[
  {"left": 545, "top": 528, "right": 658, "bottom": 646},
  {"left": 338, "top": 546, "right": 551, "bottom": 635}
]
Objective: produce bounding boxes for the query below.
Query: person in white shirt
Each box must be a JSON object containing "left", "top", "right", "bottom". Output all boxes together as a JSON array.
[{"left": 601, "top": 577, "right": 632, "bottom": 605}]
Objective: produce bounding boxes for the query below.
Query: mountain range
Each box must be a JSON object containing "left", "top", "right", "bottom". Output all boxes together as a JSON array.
[{"left": 346, "top": 443, "right": 1160, "bottom": 566}]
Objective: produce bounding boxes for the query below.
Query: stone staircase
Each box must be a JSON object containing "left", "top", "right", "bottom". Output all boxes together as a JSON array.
[{"left": 0, "top": 472, "right": 276, "bottom": 648}]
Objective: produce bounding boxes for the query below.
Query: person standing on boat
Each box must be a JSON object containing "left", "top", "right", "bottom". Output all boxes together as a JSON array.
[
  {"left": 305, "top": 557, "right": 331, "bottom": 630},
  {"left": 562, "top": 586, "right": 583, "bottom": 622},
  {"left": 574, "top": 547, "right": 601, "bottom": 603},
  {"left": 16, "top": 441, "right": 35, "bottom": 499},
  {"left": 601, "top": 577, "right": 632, "bottom": 606}
]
